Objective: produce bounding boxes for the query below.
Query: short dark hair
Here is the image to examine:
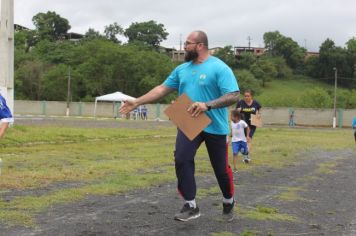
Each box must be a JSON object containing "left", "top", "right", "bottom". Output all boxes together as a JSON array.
[
  {"left": 231, "top": 109, "right": 241, "bottom": 118},
  {"left": 194, "top": 30, "right": 208, "bottom": 48},
  {"left": 244, "top": 89, "right": 253, "bottom": 96}
]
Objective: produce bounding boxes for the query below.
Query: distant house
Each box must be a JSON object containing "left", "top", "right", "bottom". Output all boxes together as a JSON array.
[
  {"left": 64, "top": 32, "right": 84, "bottom": 42},
  {"left": 234, "top": 46, "right": 266, "bottom": 57},
  {"left": 305, "top": 51, "right": 319, "bottom": 59},
  {"left": 172, "top": 50, "right": 185, "bottom": 62},
  {"left": 14, "top": 24, "right": 29, "bottom": 32}
]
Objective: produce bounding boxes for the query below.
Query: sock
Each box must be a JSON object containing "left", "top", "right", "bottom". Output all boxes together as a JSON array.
[
  {"left": 186, "top": 199, "right": 196, "bottom": 208},
  {"left": 223, "top": 197, "right": 234, "bottom": 204}
]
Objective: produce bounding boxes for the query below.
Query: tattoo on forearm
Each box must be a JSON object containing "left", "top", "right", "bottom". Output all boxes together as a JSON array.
[{"left": 206, "top": 91, "right": 240, "bottom": 109}]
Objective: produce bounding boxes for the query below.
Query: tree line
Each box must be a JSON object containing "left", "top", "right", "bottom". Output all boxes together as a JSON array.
[{"left": 14, "top": 11, "right": 356, "bottom": 108}]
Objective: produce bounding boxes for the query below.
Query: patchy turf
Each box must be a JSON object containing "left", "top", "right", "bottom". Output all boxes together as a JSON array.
[{"left": 1, "top": 118, "right": 356, "bottom": 235}]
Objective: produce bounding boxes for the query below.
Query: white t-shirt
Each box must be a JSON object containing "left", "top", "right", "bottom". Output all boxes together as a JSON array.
[{"left": 231, "top": 120, "right": 248, "bottom": 142}]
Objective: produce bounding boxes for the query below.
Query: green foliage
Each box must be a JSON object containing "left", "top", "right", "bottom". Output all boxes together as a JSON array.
[
  {"left": 236, "top": 52, "right": 257, "bottom": 70},
  {"left": 32, "top": 11, "right": 71, "bottom": 41},
  {"left": 298, "top": 87, "right": 333, "bottom": 108},
  {"left": 234, "top": 69, "right": 262, "bottom": 95},
  {"left": 213, "top": 46, "right": 237, "bottom": 68},
  {"left": 251, "top": 58, "right": 277, "bottom": 87},
  {"left": 263, "top": 31, "right": 305, "bottom": 69},
  {"left": 104, "top": 22, "right": 124, "bottom": 43},
  {"left": 124, "top": 20, "right": 169, "bottom": 48}
]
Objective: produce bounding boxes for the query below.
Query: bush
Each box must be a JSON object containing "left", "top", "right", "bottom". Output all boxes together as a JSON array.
[
  {"left": 298, "top": 87, "right": 332, "bottom": 108},
  {"left": 234, "top": 69, "right": 262, "bottom": 95}
]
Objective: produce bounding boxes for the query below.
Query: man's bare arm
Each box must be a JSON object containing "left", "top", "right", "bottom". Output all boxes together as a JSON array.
[
  {"left": 205, "top": 91, "right": 240, "bottom": 109},
  {"left": 119, "top": 84, "right": 174, "bottom": 114}
]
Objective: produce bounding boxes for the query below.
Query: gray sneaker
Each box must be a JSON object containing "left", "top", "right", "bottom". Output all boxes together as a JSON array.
[
  {"left": 222, "top": 201, "right": 235, "bottom": 222},
  {"left": 174, "top": 203, "right": 200, "bottom": 222}
]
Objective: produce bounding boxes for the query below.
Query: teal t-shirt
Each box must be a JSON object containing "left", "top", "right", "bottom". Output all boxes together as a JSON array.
[{"left": 163, "top": 56, "right": 239, "bottom": 135}]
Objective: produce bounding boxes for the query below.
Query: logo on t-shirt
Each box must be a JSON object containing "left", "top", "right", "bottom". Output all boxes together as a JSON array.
[{"left": 199, "top": 74, "right": 207, "bottom": 85}]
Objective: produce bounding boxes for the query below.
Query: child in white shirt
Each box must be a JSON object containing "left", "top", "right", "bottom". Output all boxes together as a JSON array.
[{"left": 230, "top": 110, "right": 251, "bottom": 173}]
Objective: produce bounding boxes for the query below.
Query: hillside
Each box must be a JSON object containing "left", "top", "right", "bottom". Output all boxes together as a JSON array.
[{"left": 254, "top": 78, "right": 354, "bottom": 108}]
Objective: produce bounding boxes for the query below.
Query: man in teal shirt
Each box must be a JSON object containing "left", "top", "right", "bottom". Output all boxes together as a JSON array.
[{"left": 120, "top": 31, "right": 239, "bottom": 222}]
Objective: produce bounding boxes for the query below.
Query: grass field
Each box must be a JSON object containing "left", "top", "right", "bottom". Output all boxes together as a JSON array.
[
  {"left": 0, "top": 123, "right": 353, "bottom": 227},
  {"left": 255, "top": 79, "right": 349, "bottom": 107}
]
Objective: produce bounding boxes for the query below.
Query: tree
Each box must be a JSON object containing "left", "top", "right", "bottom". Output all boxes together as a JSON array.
[
  {"left": 104, "top": 22, "right": 124, "bottom": 43},
  {"left": 214, "top": 46, "right": 237, "bottom": 69},
  {"left": 319, "top": 38, "right": 351, "bottom": 83},
  {"left": 251, "top": 58, "right": 277, "bottom": 87},
  {"left": 84, "top": 28, "right": 104, "bottom": 41},
  {"left": 263, "top": 31, "right": 283, "bottom": 56},
  {"left": 124, "top": 20, "right": 168, "bottom": 48},
  {"left": 234, "top": 69, "right": 262, "bottom": 95},
  {"left": 263, "top": 31, "right": 305, "bottom": 69},
  {"left": 236, "top": 52, "right": 256, "bottom": 70},
  {"left": 32, "top": 11, "right": 71, "bottom": 41}
]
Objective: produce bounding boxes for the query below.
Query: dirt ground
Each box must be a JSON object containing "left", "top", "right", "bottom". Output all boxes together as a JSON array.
[{"left": 1, "top": 118, "right": 356, "bottom": 236}]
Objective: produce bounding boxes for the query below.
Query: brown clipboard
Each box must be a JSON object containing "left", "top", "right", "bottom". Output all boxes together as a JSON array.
[{"left": 164, "top": 93, "right": 211, "bottom": 140}]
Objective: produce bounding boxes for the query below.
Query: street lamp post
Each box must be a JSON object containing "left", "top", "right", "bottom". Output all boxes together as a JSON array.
[
  {"left": 66, "top": 67, "right": 71, "bottom": 117},
  {"left": 332, "top": 67, "right": 337, "bottom": 128}
]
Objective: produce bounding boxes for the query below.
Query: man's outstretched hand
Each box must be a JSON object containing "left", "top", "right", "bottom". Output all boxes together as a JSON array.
[{"left": 119, "top": 100, "right": 138, "bottom": 114}]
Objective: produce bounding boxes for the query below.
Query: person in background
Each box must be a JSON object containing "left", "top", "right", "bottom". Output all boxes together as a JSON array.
[
  {"left": 236, "top": 89, "right": 261, "bottom": 154},
  {"left": 0, "top": 94, "right": 14, "bottom": 139},
  {"left": 141, "top": 105, "right": 148, "bottom": 120},
  {"left": 352, "top": 116, "right": 356, "bottom": 143},
  {"left": 230, "top": 110, "right": 251, "bottom": 173}
]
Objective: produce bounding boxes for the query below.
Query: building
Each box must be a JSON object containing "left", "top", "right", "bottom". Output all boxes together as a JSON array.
[
  {"left": 305, "top": 51, "right": 319, "bottom": 59},
  {"left": 172, "top": 50, "right": 185, "bottom": 62},
  {"left": 234, "top": 46, "right": 266, "bottom": 57},
  {"left": 208, "top": 47, "right": 223, "bottom": 55}
]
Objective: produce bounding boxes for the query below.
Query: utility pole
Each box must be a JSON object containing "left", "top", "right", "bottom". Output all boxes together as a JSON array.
[
  {"left": 66, "top": 67, "right": 71, "bottom": 117},
  {"left": 332, "top": 67, "right": 337, "bottom": 128},
  {"left": 0, "top": 0, "right": 14, "bottom": 113},
  {"left": 247, "top": 36, "right": 252, "bottom": 49},
  {"left": 179, "top": 33, "right": 182, "bottom": 51}
]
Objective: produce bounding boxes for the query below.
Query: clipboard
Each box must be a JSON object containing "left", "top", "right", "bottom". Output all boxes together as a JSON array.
[
  {"left": 164, "top": 93, "right": 211, "bottom": 140},
  {"left": 251, "top": 113, "right": 263, "bottom": 127}
]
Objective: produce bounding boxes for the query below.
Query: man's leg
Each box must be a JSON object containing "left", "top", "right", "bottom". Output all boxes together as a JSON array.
[
  {"left": 204, "top": 132, "right": 235, "bottom": 220},
  {"left": 204, "top": 132, "right": 234, "bottom": 199},
  {"left": 174, "top": 129, "right": 203, "bottom": 221}
]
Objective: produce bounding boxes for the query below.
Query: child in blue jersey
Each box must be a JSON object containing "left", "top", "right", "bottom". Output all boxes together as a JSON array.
[
  {"left": 230, "top": 110, "right": 251, "bottom": 172},
  {"left": 0, "top": 94, "right": 14, "bottom": 139}
]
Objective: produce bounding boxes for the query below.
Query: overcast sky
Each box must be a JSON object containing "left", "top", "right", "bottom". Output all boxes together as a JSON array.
[{"left": 11, "top": 0, "right": 356, "bottom": 51}]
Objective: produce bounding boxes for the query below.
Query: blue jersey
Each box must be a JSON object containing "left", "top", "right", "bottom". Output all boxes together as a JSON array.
[
  {"left": 164, "top": 56, "right": 239, "bottom": 135},
  {"left": 0, "top": 95, "right": 13, "bottom": 123},
  {"left": 352, "top": 117, "right": 356, "bottom": 130}
]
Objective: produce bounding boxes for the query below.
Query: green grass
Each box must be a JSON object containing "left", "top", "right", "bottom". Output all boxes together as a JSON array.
[
  {"left": 0, "top": 124, "right": 353, "bottom": 227},
  {"left": 236, "top": 205, "right": 297, "bottom": 222},
  {"left": 276, "top": 187, "right": 306, "bottom": 202},
  {"left": 255, "top": 79, "right": 348, "bottom": 107}
]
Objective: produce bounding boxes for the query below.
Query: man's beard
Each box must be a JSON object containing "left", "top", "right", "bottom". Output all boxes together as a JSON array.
[{"left": 184, "top": 50, "right": 199, "bottom": 62}]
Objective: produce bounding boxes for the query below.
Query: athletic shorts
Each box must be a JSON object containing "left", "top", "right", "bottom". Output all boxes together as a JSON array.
[{"left": 232, "top": 141, "right": 249, "bottom": 155}]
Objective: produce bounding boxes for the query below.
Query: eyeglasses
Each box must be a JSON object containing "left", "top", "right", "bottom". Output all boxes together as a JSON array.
[{"left": 184, "top": 41, "right": 202, "bottom": 46}]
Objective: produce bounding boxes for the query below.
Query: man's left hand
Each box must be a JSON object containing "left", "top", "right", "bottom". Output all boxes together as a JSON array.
[{"left": 187, "top": 102, "right": 208, "bottom": 117}]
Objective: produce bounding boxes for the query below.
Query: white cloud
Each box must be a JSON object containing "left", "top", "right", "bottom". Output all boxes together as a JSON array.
[{"left": 13, "top": 0, "right": 356, "bottom": 51}]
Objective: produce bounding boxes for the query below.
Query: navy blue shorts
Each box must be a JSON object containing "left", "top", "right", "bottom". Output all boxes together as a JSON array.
[{"left": 232, "top": 141, "right": 249, "bottom": 155}]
